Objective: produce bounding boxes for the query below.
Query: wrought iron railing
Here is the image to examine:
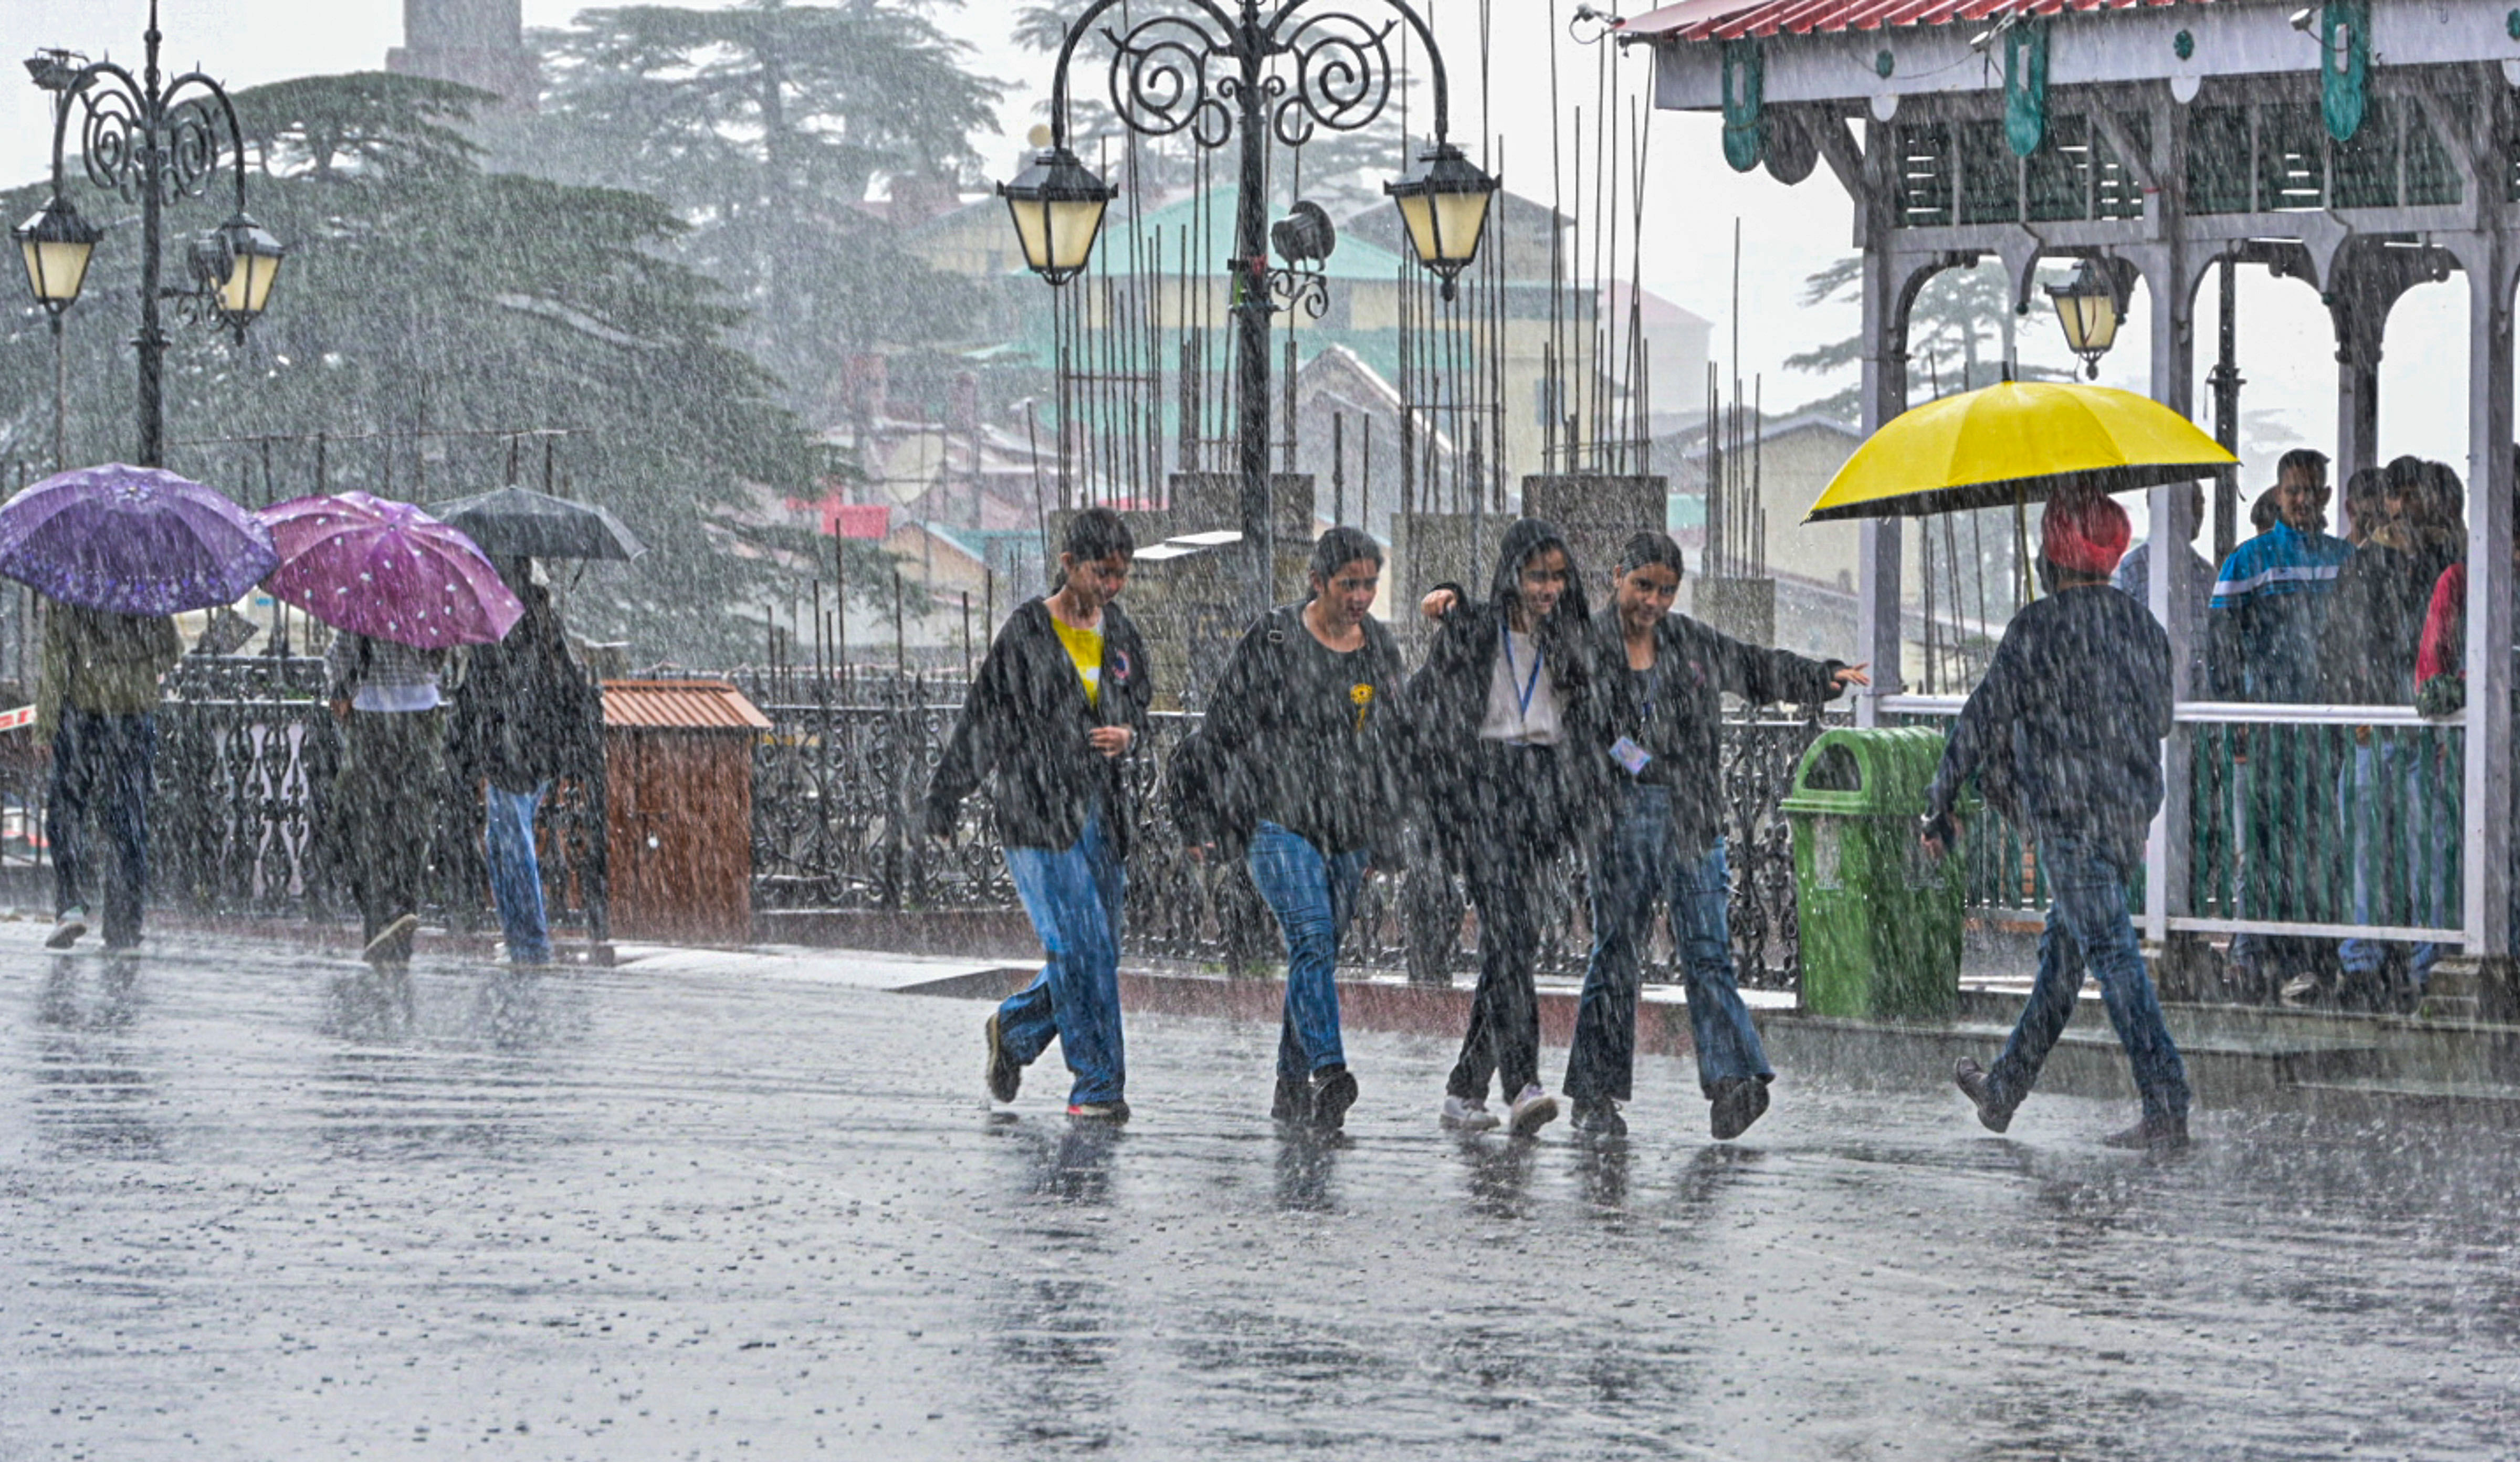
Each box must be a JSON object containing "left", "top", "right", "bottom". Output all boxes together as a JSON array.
[
  {"left": 733, "top": 667, "right": 1830, "bottom": 989},
  {"left": 24, "top": 654, "right": 612, "bottom": 943},
  {"left": 10, "top": 655, "right": 1824, "bottom": 987}
]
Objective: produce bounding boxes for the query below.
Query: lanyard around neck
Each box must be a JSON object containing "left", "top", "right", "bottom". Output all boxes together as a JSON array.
[{"left": 1500, "top": 625, "right": 1544, "bottom": 722}]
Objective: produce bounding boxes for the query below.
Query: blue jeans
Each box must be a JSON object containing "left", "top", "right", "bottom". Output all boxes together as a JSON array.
[
  {"left": 2335, "top": 740, "right": 2447, "bottom": 990},
  {"left": 1989, "top": 833, "right": 2191, "bottom": 1127},
  {"left": 485, "top": 782, "right": 551, "bottom": 964},
  {"left": 1567, "top": 788, "right": 1771, "bottom": 1102},
  {"left": 48, "top": 709, "right": 155, "bottom": 949},
  {"left": 1245, "top": 821, "right": 1368, "bottom": 1082},
  {"left": 998, "top": 816, "right": 1128, "bottom": 1105}
]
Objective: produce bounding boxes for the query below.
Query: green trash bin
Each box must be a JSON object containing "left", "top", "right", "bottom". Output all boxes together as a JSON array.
[{"left": 1780, "top": 726, "right": 1968, "bottom": 1020}]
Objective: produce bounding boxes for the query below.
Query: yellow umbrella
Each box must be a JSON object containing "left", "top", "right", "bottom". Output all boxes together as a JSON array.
[{"left": 1803, "top": 381, "right": 2238, "bottom": 523}]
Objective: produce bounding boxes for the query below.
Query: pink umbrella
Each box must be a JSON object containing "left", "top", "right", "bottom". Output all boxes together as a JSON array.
[{"left": 260, "top": 491, "right": 523, "bottom": 648}]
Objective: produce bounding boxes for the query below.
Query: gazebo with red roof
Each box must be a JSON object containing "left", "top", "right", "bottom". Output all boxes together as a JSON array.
[{"left": 1622, "top": 0, "right": 2520, "bottom": 996}]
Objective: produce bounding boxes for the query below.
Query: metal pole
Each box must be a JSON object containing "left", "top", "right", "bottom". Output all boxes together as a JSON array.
[
  {"left": 1231, "top": 0, "right": 1274, "bottom": 616},
  {"left": 134, "top": 7, "right": 166, "bottom": 469},
  {"left": 2208, "top": 251, "right": 2243, "bottom": 565},
  {"left": 50, "top": 316, "right": 66, "bottom": 472}
]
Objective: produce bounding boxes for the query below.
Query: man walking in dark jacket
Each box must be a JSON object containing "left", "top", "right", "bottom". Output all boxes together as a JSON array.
[
  {"left": 452, "top": 561, "right": 597, "bottom": 967},
  {"left": 1566, "top": 533, "right": 1865, "bottom": 1141},
  {"left": 925, "top": 508, "right": 1152, "bottom": 1121},
  {"left": 1413, "top": 518, "right": 1607, "bottom": 1138},
  {"left": 1931, "top": 490, "right": 2192, "bottom": 1150}
]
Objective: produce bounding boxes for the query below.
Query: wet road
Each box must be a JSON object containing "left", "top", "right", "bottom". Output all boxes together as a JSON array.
[{"left": 5, "top": 929, "right": 2519, "bottom": 1460}]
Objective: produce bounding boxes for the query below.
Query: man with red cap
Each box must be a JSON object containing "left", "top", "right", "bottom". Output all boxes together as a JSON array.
[{"left": 1922, "top": 487, "right": 2193, "bottom": 1150}]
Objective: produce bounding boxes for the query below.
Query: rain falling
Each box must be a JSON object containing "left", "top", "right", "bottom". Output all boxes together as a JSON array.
[{"left": 5, "top": 0, "right": 2520, "bottom": 1457}]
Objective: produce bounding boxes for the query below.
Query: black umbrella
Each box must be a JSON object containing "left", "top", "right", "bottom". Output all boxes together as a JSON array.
[{"left": 423, "top": 485, "right": 646, "bottom": 562}]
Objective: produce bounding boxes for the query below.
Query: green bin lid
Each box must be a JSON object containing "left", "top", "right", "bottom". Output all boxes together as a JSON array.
[{"left": 1778, "top": 725, "right": 1951, "bottom": 817}]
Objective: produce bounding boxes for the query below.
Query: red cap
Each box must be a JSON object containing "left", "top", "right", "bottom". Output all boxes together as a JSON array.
[{"left": 2041, "top": 490, "right": 2132, "bottom": 577}]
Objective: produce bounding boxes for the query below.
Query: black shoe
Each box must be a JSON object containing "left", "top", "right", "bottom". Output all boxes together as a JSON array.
[
  {"left": 2100, "top": 1115, "right": 2190, "bottom": 1152},
  {"left": 983, "top": 1013, "right": 1021, "bottom": 1105},
  {"left": 1570, "top": 1099, "right": 1628, "bottom": 1140},
  {"left": 1270, "top": 1072, "right": 1313, "bottom": 1124},
  {"left": 1954, "top": 1059, "right": 2013, "bottom": 1133},
  {"left": 1307, "top": 1065, "right": 1359, "bottom": 1132},
  {"left": 1067, "top": 1099, "right": 1130, "bottom": 1122},
  {"left": 1708, "top": 1078, "right": 1770, "bottom": 1141}
]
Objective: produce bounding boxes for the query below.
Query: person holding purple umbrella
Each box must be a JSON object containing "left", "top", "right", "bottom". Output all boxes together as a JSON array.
[
  {"left": 38, "top": 600, "right": 181, "bottom": 951},
  {"left": 0, "top": 463, "right": 278, "bottom": 952}
]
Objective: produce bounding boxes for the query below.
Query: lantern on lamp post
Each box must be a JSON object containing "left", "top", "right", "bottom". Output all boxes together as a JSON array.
[
  {"left": 1385, "top": 141, "right": 1499, "bottom": 302},
  {"left": 2047, "top": 257, "right": 2124, "bottom": 379},
  {"left": 18, "top": 0, "right": 285, "bottom": 469},
  {"left": 999, "top": 145, "right": 1117, "bottom": 287}
]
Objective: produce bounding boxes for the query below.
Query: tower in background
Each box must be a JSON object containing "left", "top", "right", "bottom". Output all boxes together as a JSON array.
[{"left": 387, "top": 0, "right": 539, "bottom": 111}]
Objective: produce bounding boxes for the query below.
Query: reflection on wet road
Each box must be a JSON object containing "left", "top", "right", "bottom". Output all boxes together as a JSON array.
[{"left": 5, "top": 929, "right": 2518, "bottom": 1458}]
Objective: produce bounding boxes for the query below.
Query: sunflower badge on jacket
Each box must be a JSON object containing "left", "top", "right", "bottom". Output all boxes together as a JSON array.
[{"left": 1351, "top": 681, "right": 1374, "bottom": 730}]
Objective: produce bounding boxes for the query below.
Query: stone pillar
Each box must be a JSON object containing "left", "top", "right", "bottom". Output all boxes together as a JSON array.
[
  {"left": 1519, "top": 474, "right": 1667, "bottom": 603},
  {"left": 1852, "top": 124, "right": 1913, "bottom": 727},
  {"left": 2134, "top": 235, "right": 2199, "bottom": 963}
]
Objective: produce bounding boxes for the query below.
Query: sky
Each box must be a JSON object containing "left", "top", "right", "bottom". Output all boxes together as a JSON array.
[{"left": 0, "top": 0, "right": 2484, "bottom": 541}]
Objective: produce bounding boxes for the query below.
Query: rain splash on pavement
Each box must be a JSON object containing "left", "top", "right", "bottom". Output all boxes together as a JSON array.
[{"left": 4, "top": 927, "right": 2517, "bottom": 1459}]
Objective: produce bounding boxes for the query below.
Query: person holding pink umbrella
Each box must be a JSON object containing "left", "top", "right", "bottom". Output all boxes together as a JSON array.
[{"left": 260, "top": 491, "right": 520, "bottom": 969}]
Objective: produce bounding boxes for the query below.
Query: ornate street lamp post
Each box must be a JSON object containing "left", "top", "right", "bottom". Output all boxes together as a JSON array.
[
  {"left": 1009, "top": 0, "right": 1494, "bottom": 614},
  {"left": 15, "top": 2, "right": 285, "bottom": 470}
]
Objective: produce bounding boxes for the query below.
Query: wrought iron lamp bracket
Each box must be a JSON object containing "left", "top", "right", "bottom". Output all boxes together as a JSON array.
[{"left": 1052, "top": 0, "right": 1455, "bottom": 155}]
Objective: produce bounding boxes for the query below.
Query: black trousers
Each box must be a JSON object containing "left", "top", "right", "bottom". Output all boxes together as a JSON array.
[
  {"left": 48, "top": 709, "right": 155, "bottom": 949},
  {"left": 1444, "top": 743, "right": 1583, "bottom": 1102},
  {"left": 338, "top": 709, "right": 445, "bottom": 950}
]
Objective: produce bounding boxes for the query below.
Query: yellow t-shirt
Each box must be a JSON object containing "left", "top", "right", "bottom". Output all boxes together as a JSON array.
[{"left": 1053, "top": 617, "right": 1104, "bottom": 707}]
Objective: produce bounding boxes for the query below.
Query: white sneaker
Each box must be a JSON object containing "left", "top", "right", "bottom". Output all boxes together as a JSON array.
[
  {"left": 45, "top": 907, "right": 86, "bottom": 950},
  {"left": 1507, "top": 1084, "right": 1561, "bottom": 1138},
  {"left": 1440, "top": 1095, "right": 1500, "bottom": 1132}
]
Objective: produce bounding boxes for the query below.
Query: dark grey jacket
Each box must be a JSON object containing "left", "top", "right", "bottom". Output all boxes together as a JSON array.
[
  {"left": 923, "top": 596, "right": 1153, "bottom": 854},
  {"left": 1926, "top": 583, "right": 2171, "bottom": 863},
  {"left": 1590, "top": 612, "right": 1845, "bottom": 856}
]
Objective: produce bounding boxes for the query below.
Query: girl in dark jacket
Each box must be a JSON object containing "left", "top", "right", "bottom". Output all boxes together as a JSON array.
[
  {"left": 925, "top": 508, "right": 1152, "bottom": 1121},
  {"left": 1201, "top": 527, "right": 1412, "bottom": 1131},
  {"left": 1413, "top": 518, "right": 1609, "bottom": 1137}
]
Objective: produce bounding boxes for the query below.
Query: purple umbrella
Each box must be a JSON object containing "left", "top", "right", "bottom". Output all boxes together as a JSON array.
[
  {"left": 0, "top": 462, "right": 278, "bottom": 615},
  {"left": 260, "top": 491, "right": 523, "bottom": 649}
]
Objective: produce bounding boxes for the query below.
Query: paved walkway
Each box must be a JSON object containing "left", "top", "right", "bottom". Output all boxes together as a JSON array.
[{"left": 4, "top": 924, "right": 2517, "bottom": 1459}]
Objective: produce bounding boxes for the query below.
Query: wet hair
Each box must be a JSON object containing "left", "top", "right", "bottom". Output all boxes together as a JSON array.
[
  {"left": 1062, "top": 506, "right": 1133, "bottom": 564},
  {"left": 1307, "top": 525, "right": 1383, "bottom": 585},
  {"left": 2345, "top": 466, "right": 2387, "bottom": 511},
  {"left": 2277, "top": 447, "right": 2330, "bottom": 484},
  {"left": 2250, "top": 491, "right": 2280, "bottom": 533},
  {"left": 1617, "top": 531, "right": 1687, "bottom": 577},
  {"left": 2423, "top": 460, "right": 2465, "bottom": 526}
]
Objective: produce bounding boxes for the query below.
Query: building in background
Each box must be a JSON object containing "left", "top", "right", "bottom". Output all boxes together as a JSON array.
[{"left": 388, "top": 0, "right": 540, "bottom": 111}]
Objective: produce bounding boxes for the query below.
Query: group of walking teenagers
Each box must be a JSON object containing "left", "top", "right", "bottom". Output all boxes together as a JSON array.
[
  {"left": 36, "top": 558, "right": 593, "bottom": 972},
  {"left": 928, "top": 501, "right": 2187, "bottom": 1151},
  {"left": 932, "top": 494, "right": 2198, "bottom": 1147}
]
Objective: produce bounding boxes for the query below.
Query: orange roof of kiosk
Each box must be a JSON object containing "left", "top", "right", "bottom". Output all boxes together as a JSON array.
[{"left": 602, "top": 679, "right": 773, "bottom": 732}]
